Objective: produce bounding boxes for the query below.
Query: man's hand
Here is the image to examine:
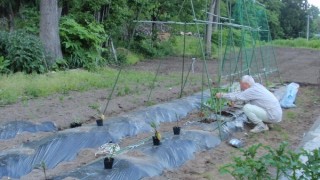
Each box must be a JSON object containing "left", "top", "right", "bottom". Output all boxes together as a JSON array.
[{"left": 215, "top": 92, "right": 225, "bottom": 99}]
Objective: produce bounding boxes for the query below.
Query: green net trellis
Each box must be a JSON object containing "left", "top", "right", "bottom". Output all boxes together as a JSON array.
[
  {"left": 101, "top": 0, "right": 282, "bottom": 140},
  {"left": 218, "top": 0, "right": 281, "bottom": 85}
]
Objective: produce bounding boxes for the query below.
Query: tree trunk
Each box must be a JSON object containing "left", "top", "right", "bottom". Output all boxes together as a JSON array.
[
  {"left": 8, "top": 2, "right": 15, "bottom": 32},
  {"left": 40, "top": 0, "right": 63, "bottom": 65},
  {"left": 205, "top": 0, "right": 216, "bottom": 58},
  {"left": 213, "top": 0, "right": 220, "bottom": 31},
  {"left": 151, "top": 13, "right": 157, "bottom": 44}
]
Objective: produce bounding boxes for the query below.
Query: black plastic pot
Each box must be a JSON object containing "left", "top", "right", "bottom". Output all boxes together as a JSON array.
[
  {"left": 104, "top": 157, "right": 114, "bottom": 169},
  {"left": 69, "top": 122, "right": 82, "bottom": 128},
  {"left": 152, "top": 136, "right": 160, "bottom": 146},
  {"left": 96, "top": 119, "right": 103, "bottom": 126},
  {"left": 173, "top": 126, "right": 181, "bottom": 135}
]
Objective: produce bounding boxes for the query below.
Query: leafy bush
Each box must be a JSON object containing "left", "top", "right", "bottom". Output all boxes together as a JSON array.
[
  {"left": 15, "top": 6, "right": 40, "bottom": 34},
  {"left": 60, "top": 17, "right": 108, "bottom": 70},
  {"left": 104, "top": 48, "right": 142, "bottom": 66},
  {"left": 212, "top": 28, "right": 248, "bottom": 47},
  {"left": 220, "top": 142, "right": 320, "bottom": 180},
  {"left": 273, "top": 38, "right": 320, "bottom": 49},
  {"left": 102, "top": 47, "right": 127, "bottom": 67},
  {"left": 154, "top": 40, "right": 174, "bottom": 57},
  {"left": 171, "top": 36, "right": 202, "bottom": 57},
  {"left": 132, "top": 35, "right": 174, "bottom": 58},
  {"left": 0, "top": 30, "right": 8, "bottom": 55},
  {"left": 0, "top": 30, "right": 46, "bottom": 73},
  {"left": 205, "top": 87, "right": 229, "bottom": 113},
  {"left": 51, "top": 58, "right": 69, "bottom": 71},
  {"left": 0, "top": 56, "right": 10, "bottom": 74},
  {"left": 133, "top": 39, "right": 157, "bottom": 57}
]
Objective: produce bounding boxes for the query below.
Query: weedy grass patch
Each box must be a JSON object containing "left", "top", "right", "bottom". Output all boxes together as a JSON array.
[
  {"left": 0, "top": 67, "right": 203, "bottom": 105},
  {"left": 0, "top": 69, "right": 153, "bottom": 105},
  {"left": 273, "top": 38, "right": 320, "bottom": 49},
  {"left": 220, "top": 142, "right": 320, "bottom": 180}
]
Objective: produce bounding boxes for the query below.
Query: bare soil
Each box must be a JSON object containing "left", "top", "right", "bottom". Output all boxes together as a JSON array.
[{"left": 0, "top": 47, "right": 319, "bottom": 180}]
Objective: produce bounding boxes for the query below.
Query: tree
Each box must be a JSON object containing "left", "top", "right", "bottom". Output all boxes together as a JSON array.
[
  {"left": 205, "top": 0, "right": 219, "bottom": 58},
  {"left": 307, "top": 5, "right": 320, "bottom": 18},
  {"left": 280, "top": 0, "right": 308, "bottom": 38},
  {"left": 39, "top": 0, "right": 62, "bottom": 64},
  {"left": 258, "top": 0, "right": 284, "bottom": 39},
  {"left": 0, "top": 0, "right": 19, "bottom": 31},
  {"left": 307, "top": 5, "right": 320, "bottom": 35}
]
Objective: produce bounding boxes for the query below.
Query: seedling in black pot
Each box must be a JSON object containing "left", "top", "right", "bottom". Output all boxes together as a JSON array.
[
  {"left": 89, "top": 104, "right": 105, "bottom": 126},
  {"left": 173, "top": 113, "right": 181, "bottom": 135},
  {"left": 96, "top": 113, "right": 105, "bottom": 126},
  {"left": 104, "top": 144, "right": 118, "bottom": 169},
  {"left": 150, "top": 121, "right": 161, "bottom": 146}
]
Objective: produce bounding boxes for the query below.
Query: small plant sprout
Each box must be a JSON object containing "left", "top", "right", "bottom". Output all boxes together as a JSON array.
[
  {"left": 107, "top": 144, "right": 118, "bottom": 160},
  {"left": 40, "top": 161, "right": 47, "bottom": 180},
  {"left": 89, "top": 104, "right": 105, "bottom": 120},
  {"left": 175, "top": 113, "right": 180, "bottom": 127},
  {"left": 150, "top": 121, "right": 161, "bottom": 140},
  {"left": 73, "top": 118, "right": 81, "bottom": 124},
  {"left": 70, "top": 118, "right": 82, "bottom": 128},
  {"left": 101, "top": 143, "right": 120, "bottom": 169},
  {"left": 34, "top": 161, "right": 48, "bottom": 180},
  {"left": 173, "top": 113, "right": 181, "bottom": 135}
]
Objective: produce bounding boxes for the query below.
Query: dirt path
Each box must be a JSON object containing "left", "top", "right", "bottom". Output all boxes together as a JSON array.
[
  {"left": 0, "top": 47, "right": 319, "bottom": 179},
  {"left": 275, "top": 47, "right": 320, "bottom": 85}
]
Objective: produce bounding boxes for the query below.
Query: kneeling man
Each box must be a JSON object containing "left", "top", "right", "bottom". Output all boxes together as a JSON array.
[{"left": 216, "top": 75, "right": 282, "bottom": 133}]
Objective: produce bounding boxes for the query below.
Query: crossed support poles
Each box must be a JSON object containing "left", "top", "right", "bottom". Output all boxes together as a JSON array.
[{"left": 102, "top": 0, "right": 282, "bottom": 140}]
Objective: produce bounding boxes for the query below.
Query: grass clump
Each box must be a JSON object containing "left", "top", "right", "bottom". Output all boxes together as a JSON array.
[
  {"left": 0, "top": 67, "right": 203, "bottom": 106},
  {"left": 220, "top": 142, "right": 320, "bottom": 180},
  {"left": 273, "top": 38, "right": 320, "bottom": 49},
  {"left": 172, "top": 36, "right": 203, "bottom": 57},
  {"left": 0, "top": 68, "right": 155, "bottom": 105}
]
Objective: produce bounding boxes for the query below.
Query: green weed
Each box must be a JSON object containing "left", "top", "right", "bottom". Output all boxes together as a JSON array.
[
  {"left": 202, "top": 172, "right": 214, "bottom": 180},
  {"left": 273, "top": 38, "right": 320, "bottom": 49},
  {"left": 126, "top": 51, "right": 142, "bottom": 65},
  {"left": 286, "top": 111, "right": 297, "bottom": 120},
  {"left": 172, "top": 36, "right": 203, "bottom": 57},
  {"left": 220, "top": 142, "right": 320, "bottom": 180},
  {"left": 0, "top": 68, "right": 154, "bottom": 105}
]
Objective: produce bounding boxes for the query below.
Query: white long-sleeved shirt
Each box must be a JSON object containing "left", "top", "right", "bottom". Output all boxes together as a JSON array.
[{"left": 222, "top": 83, "right": 282, "bottom": 122}]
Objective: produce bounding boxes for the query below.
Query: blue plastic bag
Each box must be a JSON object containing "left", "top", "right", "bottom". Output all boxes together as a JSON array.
[{"left": 280, "top": 82, "right": 299, "bottom": 108}]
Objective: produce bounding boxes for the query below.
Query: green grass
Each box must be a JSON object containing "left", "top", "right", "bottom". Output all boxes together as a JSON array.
[
  {"left": 0, "top": 67, "right": 203, "bottom": 105},
  {"left": 202, "top": 172, "right": 214, "bottom": 180},
  {"left": 172, "top": 36, "right": 203, "bottom": 57},
  {"left": 273, "top": 38, "right": 320, "bottom": 49},
  {"left": 0, "top": 68, "right": 164, "bottom": 105},
  {"left": 117, "top": 48, "right": 143, "bottom": 65},
  {"left": 172, "top": 35, "right": 221, "bottom": 58},
  {"left": 126, "top": 51, "right": 142, "bottom": 65},
  {"left": 286, "top": 111, "right": 297, "bottom": 120}
]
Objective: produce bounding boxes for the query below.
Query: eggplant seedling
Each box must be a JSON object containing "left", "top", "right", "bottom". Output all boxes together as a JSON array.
[
  {"left": 89, "top": 104, "right": 105, "bottom": 126},
  {"left": 150, "top": 121, "right": 161, "bottom": 145},
  {"left": 34, "top": 161, "right": 49, "bottom": 180},
  {"left": 104, "top": 144, "right": 119, "bottom": 169},
  {"left": 173, "top": 113, "right": 181, "bottom": 135}
]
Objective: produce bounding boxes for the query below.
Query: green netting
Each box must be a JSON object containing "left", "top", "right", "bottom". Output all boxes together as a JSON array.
[
  {"left": 218, "top": 0, "right": 281, "bottom": 84},
  {"left": 102, "top": 0, "right": 282, "bottom": 139}
]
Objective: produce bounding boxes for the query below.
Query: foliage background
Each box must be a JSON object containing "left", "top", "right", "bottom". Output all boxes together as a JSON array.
[{"left": 0, "top": 0, "right": 319, "bottom": 73}]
